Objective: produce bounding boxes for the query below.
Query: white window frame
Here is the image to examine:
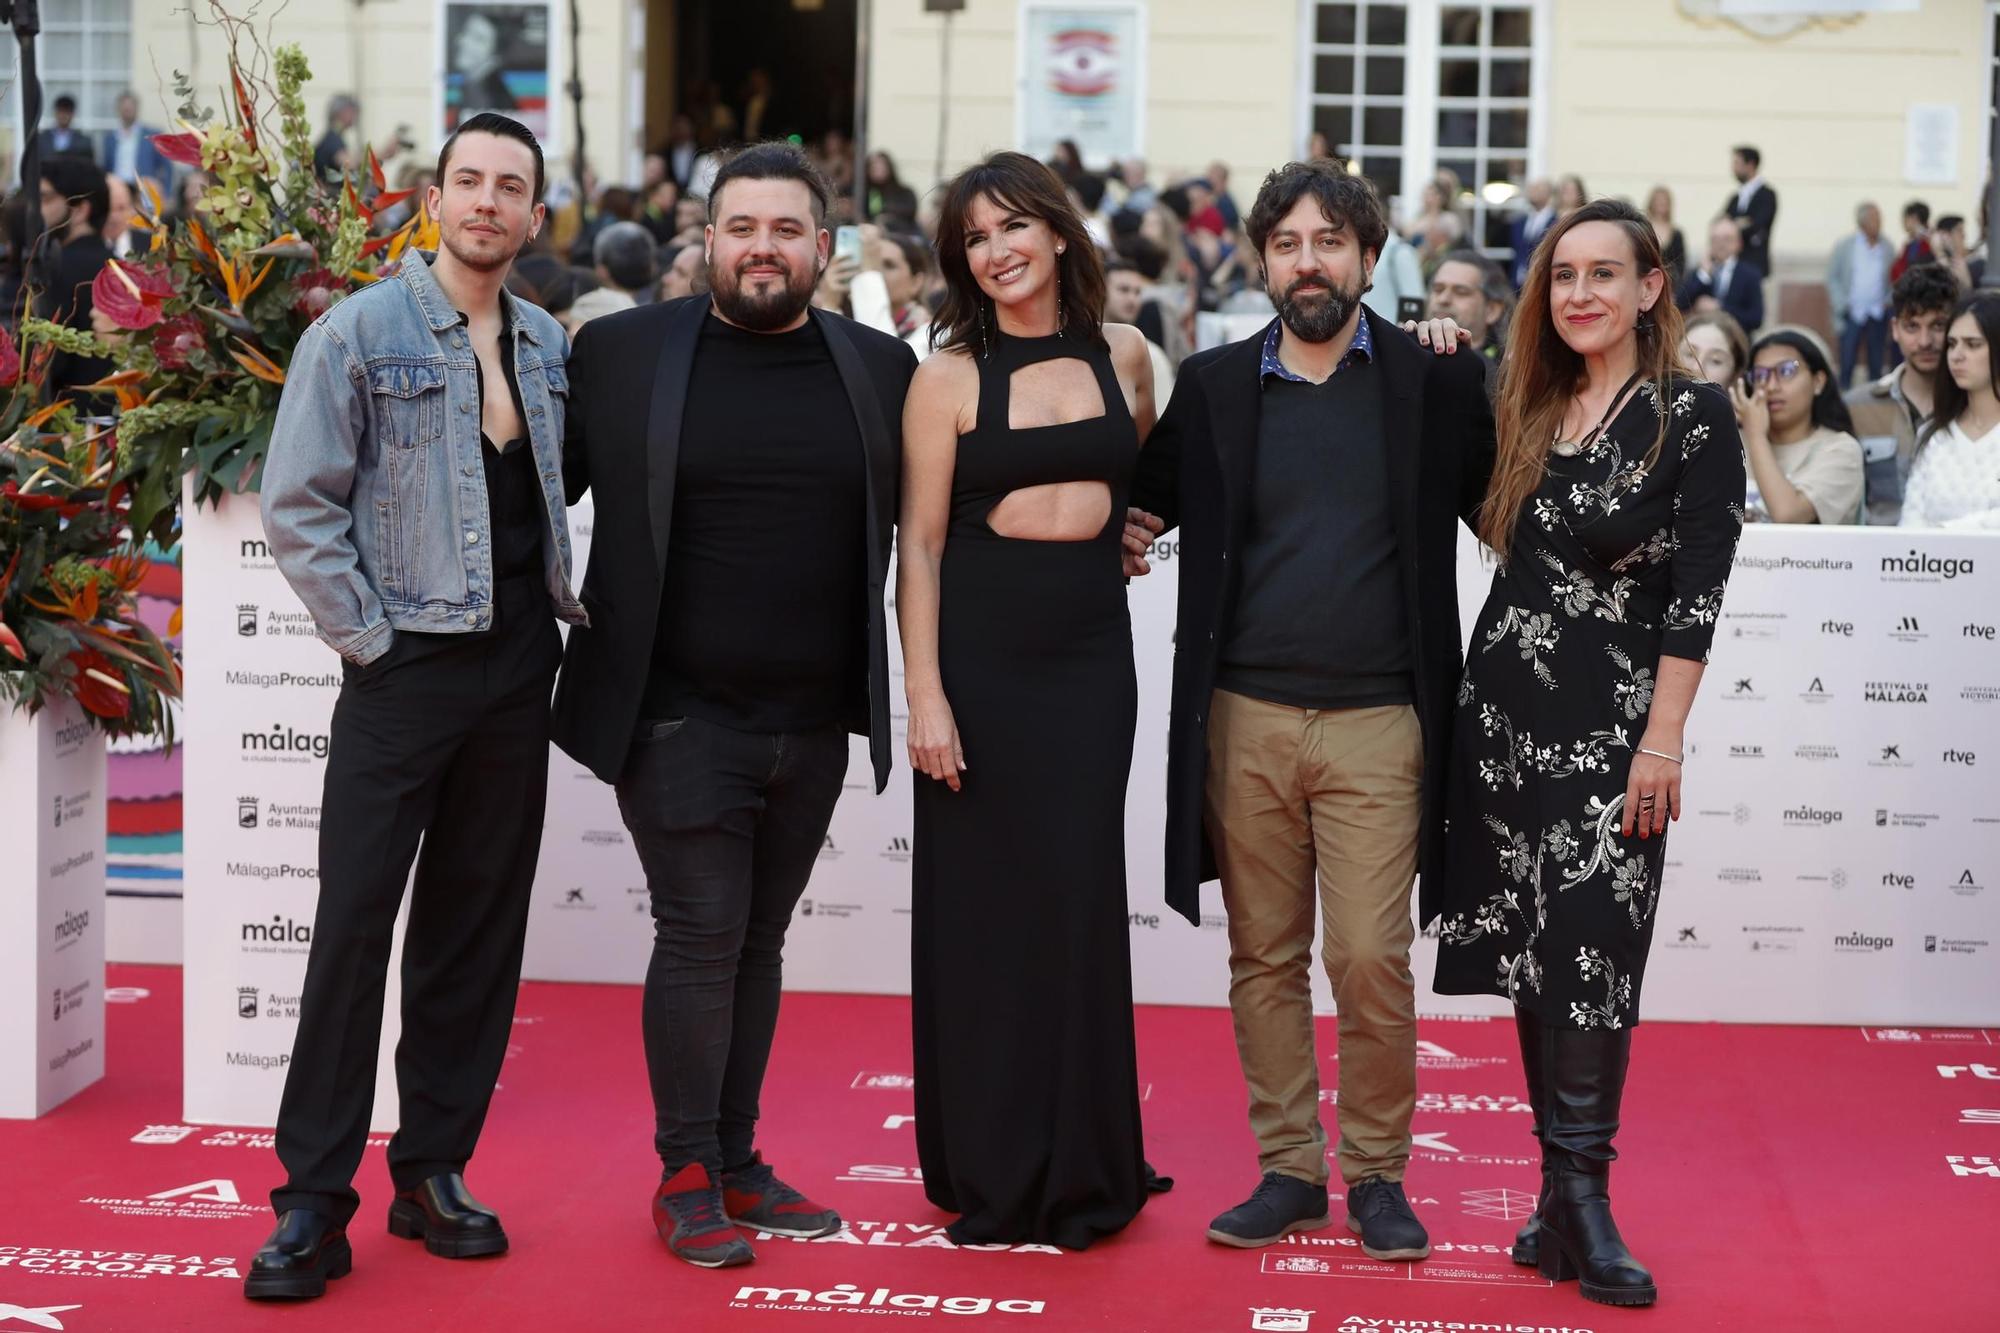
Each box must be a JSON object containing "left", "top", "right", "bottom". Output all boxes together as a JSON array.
[
  {"left": 0, "top": 0, "right": 135, "bottom": 181},
  {"left": 1295, "top": 0, "right": 1422, "bottom": 209},
  {"left": 1296, "top": 0, "right": 1549, "bottom": 241}
]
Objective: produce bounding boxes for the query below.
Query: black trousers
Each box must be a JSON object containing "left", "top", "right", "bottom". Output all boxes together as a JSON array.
[
  {"left": 273, "top": 578, "right": 561, "bottom": 1224},
  {"left": 615, "top": 715, "right": 849, "bottom": 1177}
]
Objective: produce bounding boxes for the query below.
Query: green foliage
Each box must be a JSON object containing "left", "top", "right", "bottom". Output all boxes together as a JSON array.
[
  {"left": 20, "top": 316, "right": 115, "bottom": 360},
  {"left": 102, "top": 32, "right": 437, "bottom": 506}
]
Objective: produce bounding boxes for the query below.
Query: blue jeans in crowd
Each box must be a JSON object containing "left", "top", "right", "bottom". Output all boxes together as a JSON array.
[{"left": 1840, "top": 315, "right": 1889, "bottom": 387}]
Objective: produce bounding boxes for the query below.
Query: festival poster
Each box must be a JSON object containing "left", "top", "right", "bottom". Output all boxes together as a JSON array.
[
  {"left": 440, "top": 1, "right": 554, "bottom": 142},
  {"left": 1017, "top": 2, "right": 1146, "bottom": 170}
]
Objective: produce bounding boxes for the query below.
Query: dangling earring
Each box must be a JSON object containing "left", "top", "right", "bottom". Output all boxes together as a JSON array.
[
  {"left": 979, "top": 299, "right": 991, "bottom": 360},
  {"left": 1055, "top": 266, "right": 1065, "bottom": 337}
]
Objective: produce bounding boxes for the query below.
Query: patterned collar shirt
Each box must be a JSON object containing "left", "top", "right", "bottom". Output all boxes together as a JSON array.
[{"left": 1260, "top": 309, "right": 1374, "bottom": 386}]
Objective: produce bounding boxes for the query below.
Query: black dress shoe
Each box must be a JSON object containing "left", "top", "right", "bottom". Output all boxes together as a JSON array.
[
  {"left": 1205, "top": 1173, "right": 1329, "bottom": 1248},
  {"left": 1345, "top": 1176, "right": 1431, "bottom": 1261},
  {"left": 244, "top": 1209, "right": 351, "bottom": 1301},
  {"left": 388, "top": 1173, "right": 509, "bottom": 1258}
]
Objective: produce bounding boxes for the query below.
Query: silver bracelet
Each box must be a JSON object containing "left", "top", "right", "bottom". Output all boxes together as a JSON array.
[{"left": 1637, "top": 747, "right": 1683, "bottom": 765}]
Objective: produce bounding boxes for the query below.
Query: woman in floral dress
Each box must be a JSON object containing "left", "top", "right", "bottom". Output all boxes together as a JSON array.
[{"left": 1433, "top": 199, "right": 1743, "bottom": 1309}]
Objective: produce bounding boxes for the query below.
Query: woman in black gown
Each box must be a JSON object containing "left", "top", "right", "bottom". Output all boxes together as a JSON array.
[
  {"left": 896, "top": 152, "right": 1160, "bottom": 1248},
  {"left": 1433, "top": 199, "right": 1743, "bottom": 1308}
]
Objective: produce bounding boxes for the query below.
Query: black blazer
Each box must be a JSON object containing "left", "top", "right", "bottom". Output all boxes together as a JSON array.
[
  {"left": 1676, "top": 259, "right": 1765, "bottom": 334},
  {"left": 1724, "top": 183, "right": 1777, "bottom": 275},
  {"left": 1129, "top": 309, "right": 1497, "bottom": 927},
  {"left": 552, "top": 296, "right": 918, "bottom": 791}
]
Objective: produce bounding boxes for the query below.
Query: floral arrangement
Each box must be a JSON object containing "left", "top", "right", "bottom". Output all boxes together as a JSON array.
[
  {"left": 0, "top": 354, "right": 182, "bottom": 739},
  {"left": 2, "top": 10, "right": 436, "bottom": 739},
  {"left": 104, "top": 27, "right": 438, "bottom": 510}
]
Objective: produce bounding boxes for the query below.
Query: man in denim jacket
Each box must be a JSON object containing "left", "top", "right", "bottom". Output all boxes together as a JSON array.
[{"left": 247, "top": 113, "right": 583, "bottom": 1301}]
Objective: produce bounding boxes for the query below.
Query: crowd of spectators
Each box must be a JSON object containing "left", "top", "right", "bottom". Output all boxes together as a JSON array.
[{"left": 7, "top": 81, "right": 1994, "bottom": 529}]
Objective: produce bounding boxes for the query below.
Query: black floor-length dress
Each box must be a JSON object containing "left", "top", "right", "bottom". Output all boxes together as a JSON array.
[
  {"left": 1433, "top": 377, "right": 1744, "bottom": 1029},
  {"left": 911, "top": 330, "right": 1149, "bottom": 1249}
]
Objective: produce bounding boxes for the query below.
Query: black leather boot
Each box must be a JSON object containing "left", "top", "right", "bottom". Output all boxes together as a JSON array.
[
  {"left": 387, "top": 1173, "right": 509, "bottom": 1258},
  {"left": 1509, "top": 1005, "right": 1551, "bottom": 1267},
  {"left": 1535, "top": 1025, "right": 1657, "bottom": 1306},
  {"left": 243, "top": 1209, "right": 351, "bottom": 1300}
]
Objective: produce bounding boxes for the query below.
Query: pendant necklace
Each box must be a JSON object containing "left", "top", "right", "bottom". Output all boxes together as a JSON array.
[{"left": 1552, "top": 372, "right": 1643, "bottom": 458}]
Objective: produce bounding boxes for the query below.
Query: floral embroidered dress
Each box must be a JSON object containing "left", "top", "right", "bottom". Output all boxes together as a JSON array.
[{"left": 1433, "top": 377, "right": 1744, "bottom": 1030}]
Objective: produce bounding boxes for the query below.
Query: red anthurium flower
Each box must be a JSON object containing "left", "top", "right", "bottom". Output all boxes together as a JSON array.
[
  {"left": 0, "top": 619, "right": 24, "bottom": 662},
  {"left": 0, "top": 323, "right": 18, "bottom": 384},
  {"left": 93, "top": 260, "right": 176, "bottom": 331},
  {"left": 66, "top": 646, "right": 133, "bottom": 719},
  {"left": 151, "top": 131, "right": 204, "bottom": 167},
  {"left": 152, "top": 312, "right": 206, "bottom": 371}
]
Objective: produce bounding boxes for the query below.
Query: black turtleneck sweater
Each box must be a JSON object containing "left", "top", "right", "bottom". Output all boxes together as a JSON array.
[{"left": 642, "top": 313, "right": 867, "bottom": 732}]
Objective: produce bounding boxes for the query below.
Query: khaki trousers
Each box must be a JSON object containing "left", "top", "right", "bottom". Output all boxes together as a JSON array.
[{"left": 1203, "top": 689, "right": 1422, "bottom": 1186}]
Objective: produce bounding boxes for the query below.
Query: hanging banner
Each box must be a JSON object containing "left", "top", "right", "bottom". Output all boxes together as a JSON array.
[
  {"left": 440, "top": 0, "right": 556, "bottom": 146},
  {"left": 1015, "top": 2, "right": 1146, "bottom": 170}
]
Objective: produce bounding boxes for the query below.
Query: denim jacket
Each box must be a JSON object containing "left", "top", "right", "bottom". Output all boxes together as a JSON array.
[{"left": 261, "top": 252, "right": 586, "bottom": 664}]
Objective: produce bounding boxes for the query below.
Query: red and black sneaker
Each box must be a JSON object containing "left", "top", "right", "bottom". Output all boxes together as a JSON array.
[
  {"left": 652, "top": 1163, "right": 754, "bottom": 1268},
  {"left": 721, "top": 1153, "right": 843, "bottom": 1239}
]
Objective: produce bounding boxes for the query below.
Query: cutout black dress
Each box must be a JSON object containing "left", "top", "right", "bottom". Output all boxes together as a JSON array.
[{"left": 910, "top": 330, "right": 1151, "bottom": 1248}]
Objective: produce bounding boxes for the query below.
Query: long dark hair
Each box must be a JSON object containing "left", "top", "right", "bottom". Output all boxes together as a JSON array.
[
  {"left": 1750, "top": 329, "right": 1855, "bottom": 436},
  {"left": 869, "top": 149, "right": 905, "bottom": 190},
  {"left": 1921, "top": 292, "right": 2000, "bottom": 449},
  {"left": 1484, "top": 197, "right": 1684, "bottom": 559},
  {"left": 929, "top": 151, "right": 1104, "bottom": 355}
]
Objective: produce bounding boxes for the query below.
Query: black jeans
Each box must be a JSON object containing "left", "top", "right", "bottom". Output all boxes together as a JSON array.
[
  {"left": 272, "top": 577, "right": 561, "bottom": 1225},
  {"left": 615, "top": 714, "right": 849, "bottom": 1177}
]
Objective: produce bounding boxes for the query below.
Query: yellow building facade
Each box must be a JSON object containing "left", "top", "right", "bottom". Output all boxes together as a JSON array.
[{"left": 71, "top": 0, "right": 1993, "bottom": 270}]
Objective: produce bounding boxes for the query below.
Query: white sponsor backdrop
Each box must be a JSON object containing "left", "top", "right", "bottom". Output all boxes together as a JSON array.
[
  {"left": 181, "top": 495, "right": 2000, "bottom": 1129},
  {"left": 525, "top": 514, "right": 2000, "bottom": 1027},
  {"left": 0, "top": 698, "right": 106, "bottom": 1117},
  {"left": 180, "top": 486, "right": 404, "bottom": 1130}
]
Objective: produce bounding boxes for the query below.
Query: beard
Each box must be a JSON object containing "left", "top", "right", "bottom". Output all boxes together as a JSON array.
[
  {"left": 439, "top": 219, "right": 522, "bottom": 274},
  {"left": 709, "top": 254, "right": 817, "bottom": 331},
  {"left": 1272, "top": 272, "right": 1363, "bottom": 344}
]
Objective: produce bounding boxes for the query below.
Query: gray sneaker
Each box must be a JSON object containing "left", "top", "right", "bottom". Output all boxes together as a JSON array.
[
  {"left": 1345, "top": 1175, "right": 1430, "bottom": 1260},
  {"left": 1205, "top": 1172, "right": 1331, "bottom": 1248}
]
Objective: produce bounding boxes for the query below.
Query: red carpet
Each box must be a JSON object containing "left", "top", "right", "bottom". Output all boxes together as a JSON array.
[{"left": 4, "top": 966, "right": 1995, "bottom": 1331}]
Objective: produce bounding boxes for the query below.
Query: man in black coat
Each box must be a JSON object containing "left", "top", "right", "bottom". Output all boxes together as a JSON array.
[
  {"left": 1128, "top": 160, "right": 1495, "bottom": 1263},
  {"left": 35, "top": 94, "right": 96, "bottom": 163},
  {"left": 555, "top": 142, "right": 916, "bottom": 1269},
  {"left": 1723, "top": 144, "right": 1777, "bottom": 277},
  {"left": 1677, "top": 214, "right": 1765, "bottom": 334}
]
